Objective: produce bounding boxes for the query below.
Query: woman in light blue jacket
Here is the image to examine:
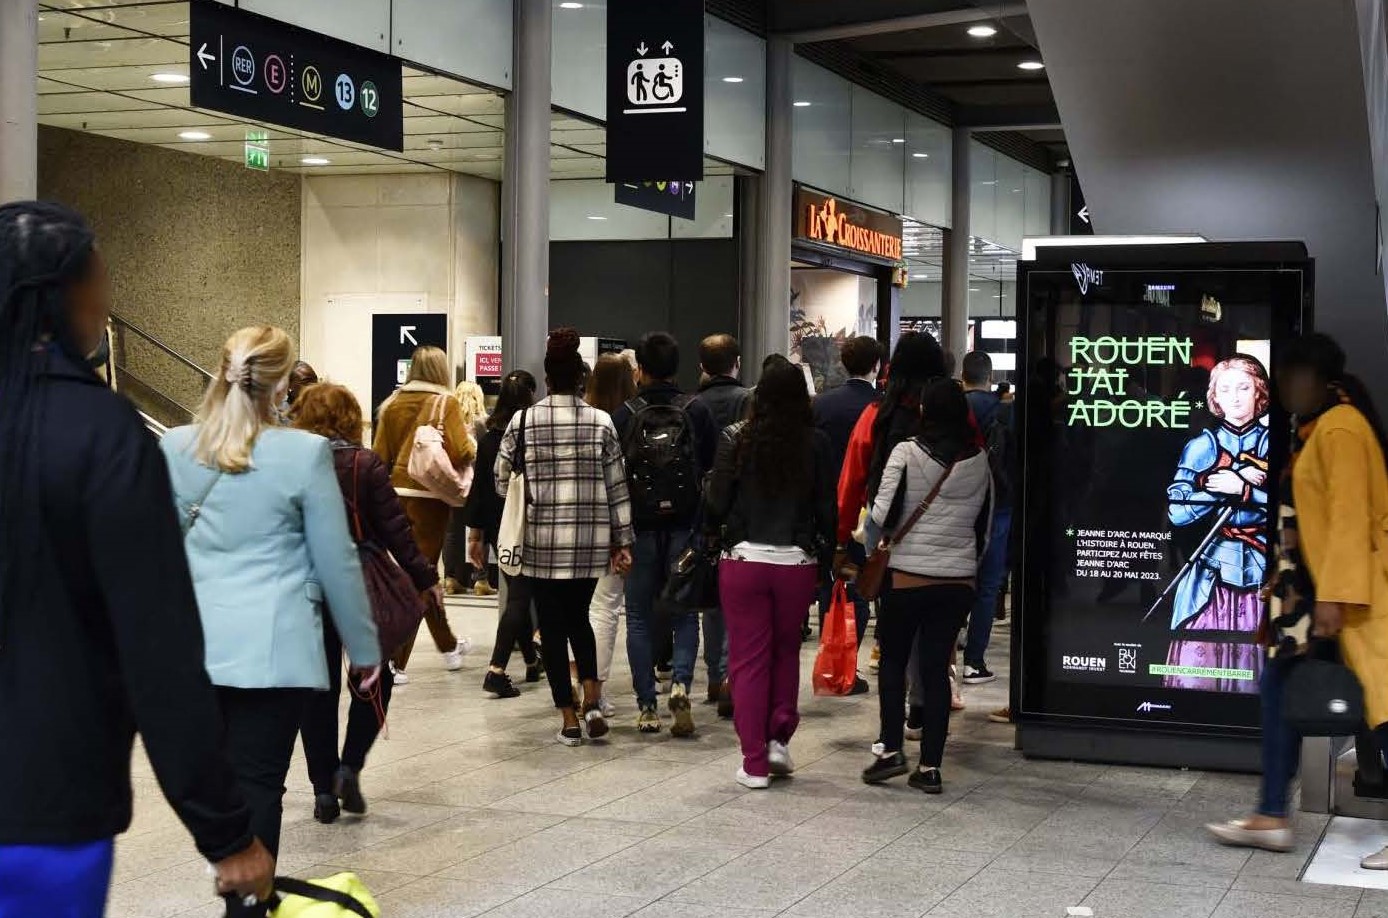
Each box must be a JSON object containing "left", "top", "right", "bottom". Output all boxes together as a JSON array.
[{"left": 162, "top": 326, "right": 379, "bottom": 913}]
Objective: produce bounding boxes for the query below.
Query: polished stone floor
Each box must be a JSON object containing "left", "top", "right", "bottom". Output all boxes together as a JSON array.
[{"left": 108, "top": 598, "right": 1372, "bottom": 918}]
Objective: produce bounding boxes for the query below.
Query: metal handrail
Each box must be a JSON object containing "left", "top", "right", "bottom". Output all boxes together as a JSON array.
[
  {"left": 113, "top": 364, "right": 200, "bottom": 420},
  {"left": 138, "top": 410, "right": 168, "bottom": 439},
  {"left": 110, "top": 312, "right": 215, "bottom": 381}
]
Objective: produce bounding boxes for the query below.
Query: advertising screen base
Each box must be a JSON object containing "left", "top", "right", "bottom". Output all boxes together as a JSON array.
[{"left": 1015, "top": 241, "right": 1313, "bottom": 772}]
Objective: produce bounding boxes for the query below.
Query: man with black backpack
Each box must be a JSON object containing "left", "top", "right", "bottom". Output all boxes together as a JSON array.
[
  {"left": 612, "top": 333, "right": 720, "bottom": 735},
  {"left": 961, "top": 351, "right": 1014, "bottom": 687}
]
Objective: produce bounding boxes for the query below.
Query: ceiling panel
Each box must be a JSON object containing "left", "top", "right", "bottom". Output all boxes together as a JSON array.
[{"left": 39, "top": 3, "right": 193, "bottom": 40}]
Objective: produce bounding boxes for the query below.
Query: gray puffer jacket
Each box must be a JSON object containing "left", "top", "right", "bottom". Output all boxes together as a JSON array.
[{"left": 870, "top": 439, "right": 992, "bottom": 579}]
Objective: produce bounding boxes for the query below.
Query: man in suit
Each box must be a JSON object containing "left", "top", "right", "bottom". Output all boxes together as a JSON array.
[{"left": 812, "top": 336, "right": 882, "bottom": 660}]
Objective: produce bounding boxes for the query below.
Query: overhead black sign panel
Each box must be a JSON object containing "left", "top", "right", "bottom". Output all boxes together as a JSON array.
[
  {"left": 189, "top": 0, "right": 403, "bottom": 152},
  {"left": 615, "top": 180, "right": 697, "bottom": 220},
  {"left": 606, "top": 0, "right": 705, "bottom": 183}
]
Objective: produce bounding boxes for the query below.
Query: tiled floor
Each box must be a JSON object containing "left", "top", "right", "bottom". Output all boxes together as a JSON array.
[{"left": 108, "top": 598, "right": 1366, "bottom": 918}]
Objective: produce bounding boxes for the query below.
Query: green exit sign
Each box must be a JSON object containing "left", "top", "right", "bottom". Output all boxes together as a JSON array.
[{"left": 244, "top": 130, "right": 269, "bottom": 172}]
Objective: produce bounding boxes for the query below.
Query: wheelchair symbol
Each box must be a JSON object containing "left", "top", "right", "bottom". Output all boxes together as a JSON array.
[{"left": 627, "top": 57, "right": 683, "bottom": 108}]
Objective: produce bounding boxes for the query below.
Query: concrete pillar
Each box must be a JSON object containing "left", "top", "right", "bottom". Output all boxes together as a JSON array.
[
  {"left": 754, "top": 36, "right": 794, "bottom": 364},
  {"left": 942, "top": 127, "right": 971, "bottom": 367},
  {"left": 0, "top": 0, "right": 38, "bottom": 202},
  {"left": 501, "top": 0, "right": 552, "bottom": 376},
  {"left": 1051, "top": 171, "right": 1071, "bottom": 235},
  {"left": 737, "top": 174, "right": 764, "bottom": 370}
]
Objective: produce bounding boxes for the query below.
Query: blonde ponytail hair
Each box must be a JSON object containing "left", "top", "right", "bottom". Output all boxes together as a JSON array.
[{"left": 195, "top": 326, "right": 295, "bottom": 472}]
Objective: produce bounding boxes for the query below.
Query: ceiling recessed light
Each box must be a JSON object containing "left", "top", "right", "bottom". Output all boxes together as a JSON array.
[
  {"left": 178, "top": 130, "right": 211, "bottom": 141},
  {"left": 301, "top": 156, "right": 331, "bottom": 166},
  {"left": 912, "top": 152, "right": 929, "bottom": 159},
  {"left": 967, "top": 24, "right": 998, "bottom": 38},
  {"left": 891, "top": 138, "right": 905, "bottom": 144},
  {"left": 1018, "top": 60, "right": 1045, "bottom": 71},
  {"left": 970, "top": 288, "right": 981, "bottom": 292},
  {"left": 151, "top": 72, "right": 189, "bottom": 84},
  {"left": 793, "top": 100, "right": 811, "bottom": 107},
  {"left": 559, "top": 1, "right": 584, "bottom": 7},
  {"left": 587, "top": 215, "right": 608, "bottom": 221},
  {"left": 722, "top": 76, "right": 744, "bottom": 83}
]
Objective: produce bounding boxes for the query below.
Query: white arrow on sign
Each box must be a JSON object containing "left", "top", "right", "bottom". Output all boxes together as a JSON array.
[
  {"left": 662, "top": 40, "right": 674, "bottom": 54},
  {"left": 636, "top": 42, "right": 649, "bottom": 56},
  {"left": 400, "top": 326, "right": 418, "bottom": 346},
  {"left": 196, "top": 42, "right": 216, "bottom": 70},
  {"left": 1077, "top": 205, "right": 1091, "bottom": 225}
]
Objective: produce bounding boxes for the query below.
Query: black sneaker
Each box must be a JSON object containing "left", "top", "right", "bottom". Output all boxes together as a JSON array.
[
  {"left": 525, "top": 661, "right": 542, "bottom": 683},
  {"left": 313, "top": 793, "right": 340, "bottom": 824},
  {"left": 333, "top": 766, "right": 366, "bottom": 815},
  {"left": 849, "top": 676, "right": 871, "bottom": 696},
  {"left": 861, "top": 751, "right": 909, "bottom": 784},
  {"left": 908, "top": 767, "right": 943, "bottom": 795},
  {"left": 962, "top": 663, "right": 996, "bottom": 685},
  {"left": 483, "top": 671, "right": 521, "bottom": 699}
]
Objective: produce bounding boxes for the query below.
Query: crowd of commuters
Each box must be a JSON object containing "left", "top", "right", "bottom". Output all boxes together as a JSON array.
[{"left": 7, "top": 200, "right": 1388, "bottom": 914}]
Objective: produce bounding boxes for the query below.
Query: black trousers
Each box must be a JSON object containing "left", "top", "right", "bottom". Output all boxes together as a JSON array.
[
  {"left": 300, "top": 619, "right": 393, "bottom": 796},
  {"left": 492, "top": 572, "right": 539, "bottom": 671},
  {"left": 876, "top": 582, "right": 975, "bottom": 766},
  {"left": 528, "top": 577, "right": 599, "bottom": 708}
]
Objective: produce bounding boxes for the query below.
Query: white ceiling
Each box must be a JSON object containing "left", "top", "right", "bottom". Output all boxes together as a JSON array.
[{"left": 34, "top": 0, "right": 629, "bottom": 180}]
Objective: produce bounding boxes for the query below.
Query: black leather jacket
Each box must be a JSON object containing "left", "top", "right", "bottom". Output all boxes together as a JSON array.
[{"left": 703, "top": 422, "right": 837, "bottom": 574}]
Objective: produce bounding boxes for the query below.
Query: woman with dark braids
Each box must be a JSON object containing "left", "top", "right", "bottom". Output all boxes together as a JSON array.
[
  {"left": 162, "top": 326, "right": 380, "bottom": 916},
  {"left": 704, "top": 359, "right": 837, "bottom": 788},
  {"left": 0, "top": 202, "right": 273, "bottom": 915}
]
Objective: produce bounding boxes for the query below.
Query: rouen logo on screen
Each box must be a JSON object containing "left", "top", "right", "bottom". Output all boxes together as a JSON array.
[
  {"left": 1062, "top": 655, "right": 1107, "bottom": 673},
  {"left": 1072, "top": 262, "right": 1104, "bottom": 295}
]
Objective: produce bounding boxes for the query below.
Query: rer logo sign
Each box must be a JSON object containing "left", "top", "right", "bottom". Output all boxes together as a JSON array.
[
  {"left": 371, "top": 314, "right": 447, "bottom": 415},
  {"left": 793, "top": 187, "right": 904, "bottom": 263},
  {"left": 189, "top": 0, "right": 403, "bottom": 152},
  {"left": 606, "top": 0, "right": 705, "bottom": 183},
  {"left": 615, "top": 180, "right": 697, "bottom": 220}
]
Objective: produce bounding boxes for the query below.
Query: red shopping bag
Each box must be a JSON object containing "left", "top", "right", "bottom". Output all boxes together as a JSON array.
[{"left": 813, "top": 581, "right": 859, "bottom": 696}]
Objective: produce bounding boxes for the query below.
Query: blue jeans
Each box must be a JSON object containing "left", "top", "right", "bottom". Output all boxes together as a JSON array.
[
  {"left": 964, "top": 507, "right": 1012, "bottom": 666},
  {"left": 1259, "top": 655, "right": 1301, "bottom": 818},
  {"left": 818, "top": 538, "right": 870, "bottom": 646},
  {"left": 0, "top": 838, "right": 113, "bottom": 918},
  {"left": 626, "top": 529, "right": 701, "bottom": 707},
  {"left": 703, "top": 606, "right": 728, "bottom": 687}
]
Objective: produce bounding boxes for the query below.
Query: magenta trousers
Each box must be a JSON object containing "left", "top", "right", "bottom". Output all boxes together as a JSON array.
[{"left": 720, "top": 558, "right": 819, "bottom": 777}]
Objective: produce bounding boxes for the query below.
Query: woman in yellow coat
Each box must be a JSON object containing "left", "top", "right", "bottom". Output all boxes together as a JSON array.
[{"left": 1209, "top": 333, "right": 1388, "bottom": 866}]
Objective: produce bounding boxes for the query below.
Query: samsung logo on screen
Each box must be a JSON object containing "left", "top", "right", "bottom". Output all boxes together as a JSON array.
[
  {"left": 1062, "top": 655, "right": 1107, "bottom": 673},
  {"left": 1136, "top": 701, "right": 1174, "bottom": 714},
  {"left": 1072, "top": 263, "right": 1104, "bottom": 295}
]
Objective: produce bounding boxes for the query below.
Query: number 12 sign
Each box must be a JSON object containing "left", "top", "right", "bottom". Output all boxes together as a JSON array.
[{"left": 189, "top": 0, "right": 402, "bottom": 152}]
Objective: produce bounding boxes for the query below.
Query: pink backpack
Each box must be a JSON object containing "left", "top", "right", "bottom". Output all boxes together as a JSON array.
[{"left": 406, "top": 396, "right": 472, "bottom": 507}]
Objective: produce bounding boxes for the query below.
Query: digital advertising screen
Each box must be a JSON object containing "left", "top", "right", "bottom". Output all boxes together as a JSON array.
[{"left": 1017, "top": 245, "right": 1311, "bottom": 735}]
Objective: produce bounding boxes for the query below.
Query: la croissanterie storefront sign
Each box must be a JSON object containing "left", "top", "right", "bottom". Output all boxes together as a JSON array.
[{"left": 794, "top": 188, "right": 904, "bottom": 263}]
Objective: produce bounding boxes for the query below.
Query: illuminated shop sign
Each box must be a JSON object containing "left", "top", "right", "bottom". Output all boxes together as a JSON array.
[{"left": 794, "top": 188, "right": 904, "bottom": 262}]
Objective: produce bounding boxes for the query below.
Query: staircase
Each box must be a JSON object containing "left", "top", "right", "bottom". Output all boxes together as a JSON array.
[{"left": 109, "top": 313, "right": 213, "bottom": 436}]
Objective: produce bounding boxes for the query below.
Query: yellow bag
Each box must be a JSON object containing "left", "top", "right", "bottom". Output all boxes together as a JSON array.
[{"left": 271, "top": 874, "right": 379, "bottom": 918}]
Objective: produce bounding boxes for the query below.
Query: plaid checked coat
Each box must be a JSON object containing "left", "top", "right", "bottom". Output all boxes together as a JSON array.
[{"left": 495, "top": 394, "right": 635, "bottom": 579}]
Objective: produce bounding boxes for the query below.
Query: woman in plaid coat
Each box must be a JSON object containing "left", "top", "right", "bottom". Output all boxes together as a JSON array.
[{"left": 497, "top": 328, "right": 635, "bottom": 746}]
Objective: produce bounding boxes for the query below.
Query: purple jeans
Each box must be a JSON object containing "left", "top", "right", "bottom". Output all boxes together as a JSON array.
[{"left": 720, "top": 559, "right": 818, "bottom": 777}]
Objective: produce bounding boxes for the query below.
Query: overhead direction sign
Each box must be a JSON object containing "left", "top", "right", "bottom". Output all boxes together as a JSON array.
[
  {"left": 605, "top": 0, "right": 705, "bottom": 183},
  {"left": 189, "top": 0, "right": 403, "bottom": 152}
]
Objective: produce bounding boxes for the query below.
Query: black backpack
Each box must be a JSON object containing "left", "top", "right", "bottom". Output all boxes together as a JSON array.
[
  {"left": 623, "top": 394, "right": 701, "bottom": 528},
  {"left": 979, "top": 397, "right": 1014, "bottom": 506}
]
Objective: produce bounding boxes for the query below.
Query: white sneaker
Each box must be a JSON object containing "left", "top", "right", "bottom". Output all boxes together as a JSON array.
[
  {"left": 390, "top": 663, "right": 409, "bottom": 686},
  {"left": 1205, "top": 819, "right": 1293, "bottom": 853},
  {"left": 598, "top": 695, "right": 617, "bottom": 719},
  {"left": 768, "top": 741, "right": 795, "bottom": 777},
  {"left": 736, "top": 766, "right": 770, "bottom": 790},
  {"left": 1362, "top": 846, "right": 1388, "bottom": 870},
  {"left": 442, "top": 638, "right": 472, "bottom": 672}
]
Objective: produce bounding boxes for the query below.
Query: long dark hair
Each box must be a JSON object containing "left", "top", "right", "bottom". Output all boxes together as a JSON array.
[
  {"left": 916, "top": 377, "right": 977, "bottom": 463},
  {"left": 586, "top": 353, "right": 636, "bottom": 415},
  {"left": 867, "top": 332, "right": 947, "bottom": 496},
  {"left": 1279, "top": 332, "right": 1388, "bottom": 451},
  {"left": 738, "top": 360, "right": 813, "bottom": 496},
  {"left": 0, "top": 202, "right": 98, "bottom": 640},
  {"left": 487, "top": 370, "right": 536, "bottom": 432}
]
